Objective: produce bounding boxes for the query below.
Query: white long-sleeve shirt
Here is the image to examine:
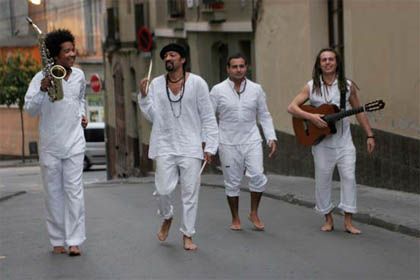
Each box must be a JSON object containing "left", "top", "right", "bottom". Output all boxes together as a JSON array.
[
  {"left": 138, "top": 73, "right": 218, "bottom": 160},
  {"left": 209, "top": 78, "right": 277, "bottom": 145},
  {"left": 24, "top": 67, "right": 86, "bottom": 158}
]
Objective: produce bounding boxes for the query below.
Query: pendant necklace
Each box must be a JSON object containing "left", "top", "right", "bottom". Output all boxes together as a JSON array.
[
  {"left": 231, "top": 78, "right": 247, "bottom": 97},
  {"left": 166, "top": 70, "right": 186, "bottom": 118},
  {"left": 321, "top": 76, "right": 334, "bottom": 104}
]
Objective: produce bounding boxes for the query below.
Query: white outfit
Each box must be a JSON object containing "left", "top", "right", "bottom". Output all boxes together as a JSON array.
[
  {"left": 209, "top": 78, "right": 277, "bottom": 197},
  {"left": 138, "top": 73, "right": 218, "bottom": 237},
  {"left": 24, "top": 67, "right": 87, "bottom": 246},
  {"left": 308, "top": 78, "right": 357, "bottom": 214}
]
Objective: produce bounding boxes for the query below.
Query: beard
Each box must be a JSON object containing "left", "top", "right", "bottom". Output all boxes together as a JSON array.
[{"left": 165, "top": 61, "right": 175, "bottom": 72}]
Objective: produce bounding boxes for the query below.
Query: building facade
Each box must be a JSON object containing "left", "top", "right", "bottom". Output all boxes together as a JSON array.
[
  {"left": 0, "top": 0, "right": 105, "bottom": 157},
  {"left": 103, "top": 0, "right": 255, "bottom": 178},
  {"left": 104, "top": 0, "right": 419, "bottom": 193}
]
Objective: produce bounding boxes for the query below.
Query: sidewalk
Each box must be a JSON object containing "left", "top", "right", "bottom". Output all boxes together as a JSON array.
[
  {"left": 200, "top": 174, "right": 420, "bottom": 238},
  {"left": 111, "top": 173, "right": 420, "bottom": 238}
]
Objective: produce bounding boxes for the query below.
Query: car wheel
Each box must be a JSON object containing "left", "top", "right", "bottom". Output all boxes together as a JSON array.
[{"left": 83, "top": 157, "right": 90, "bottom": 171}]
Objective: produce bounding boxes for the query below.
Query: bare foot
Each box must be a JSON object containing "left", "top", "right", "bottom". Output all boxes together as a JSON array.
[
  {"left": 68, "top": 246, "right": 81, "bottom": 256},
  {"left": 230, "top": 224, "right": 242, "bottom": 231},
  {"left": 52, "top": 246, "right": 67, "bottom": 254},
  {"left": 320, "top": 223, "right": 334, "bottom": 232},
  {"left": 230, "top": 218, "right": 241, "bottom": 231},
  {"left": 183, "top": 235, "right": 198, "bottom": 251},
  {"left": 157, "top": 218, "right": 172, "bottom": 241},
  {"left": 248, "top": 214, "right": 264, "bottom": 231},
  {"left": 345, "top": 224, "right": 361, "bottom": 235}
]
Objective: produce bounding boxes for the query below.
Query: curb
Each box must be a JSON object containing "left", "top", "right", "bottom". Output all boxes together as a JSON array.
[
  {"left": 0, "top": 162, "right": 39, "bottom": 169},
  {"left": 0, "top": 191, "right": 27, "bottom": 203},
  {"left": 202, "top": 183, "right": 420, "bottom": 238}
]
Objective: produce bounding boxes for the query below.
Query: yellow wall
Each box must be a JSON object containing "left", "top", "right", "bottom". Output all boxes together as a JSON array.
[
  {"left": 345, "top": 0, "right": 420, "bottom": 139},
  {"left": 256, "top": 0, "right": 419, "bottom": 140},
  {"left": 255, "top": 0, "right": 328, "bottom": 135},
  {"left": 0, "top": 107, "right": 39, "bottom": 156}
]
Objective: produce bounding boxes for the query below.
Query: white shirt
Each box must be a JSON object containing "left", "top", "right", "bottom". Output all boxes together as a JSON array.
[
  {"left": 308, "top": 78, "right": 353, "bottom": 148},
  {"left": 24, "top": 67, "right": 86, "bottom": 158},
  {"left": 209, "top": 78, "right": 277, "bottom": 145},
  {"left": 138, "top": 73, "right": 218, "bottom": 160}
]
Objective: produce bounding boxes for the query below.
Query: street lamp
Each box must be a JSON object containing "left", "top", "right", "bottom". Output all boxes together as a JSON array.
[{"left": 28, "top": 0, "right": 41, "bottom": 5}]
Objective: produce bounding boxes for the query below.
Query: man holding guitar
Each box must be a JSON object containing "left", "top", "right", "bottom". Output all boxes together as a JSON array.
[{"left": 288, "top": 48, "right": 376, "bottom": 234}]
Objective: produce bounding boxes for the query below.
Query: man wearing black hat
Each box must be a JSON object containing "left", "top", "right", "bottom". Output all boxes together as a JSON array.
[{"left": 138, "top": 43, "right": 218, "bottom": 251}]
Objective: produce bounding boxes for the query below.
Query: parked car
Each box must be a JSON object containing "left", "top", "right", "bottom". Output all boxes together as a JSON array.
[{"left": 83, "top": 122, "right": 106, "bottom": 171}]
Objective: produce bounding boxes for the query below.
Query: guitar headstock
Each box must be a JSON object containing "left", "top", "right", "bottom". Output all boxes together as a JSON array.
[{"left": 364, "top": 100, "right": 385, "bottom": 112}]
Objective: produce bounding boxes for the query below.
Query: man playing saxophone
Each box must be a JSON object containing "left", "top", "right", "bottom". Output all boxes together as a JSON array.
[{"left": 24, "top": 28, "right": 88, "bottom": 256}]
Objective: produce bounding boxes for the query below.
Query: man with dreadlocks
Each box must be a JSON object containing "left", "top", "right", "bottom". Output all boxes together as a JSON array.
[
  {"left": 25, "top": 29, "right": 87, "bottom": 256},
  {"left": 288, "top": 48, "right": 375, "bottom": 234},
  {"left": 138, "top": 43, "right": 218, "bottom": 250}
]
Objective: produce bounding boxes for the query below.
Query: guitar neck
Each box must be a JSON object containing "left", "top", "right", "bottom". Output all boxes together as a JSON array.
[{"left": 323, "top": 106, "right": 365, "bottom": 122}]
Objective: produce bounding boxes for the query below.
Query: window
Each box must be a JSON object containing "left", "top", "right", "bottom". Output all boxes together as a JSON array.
[
  {"left": 106, "top": 6, "right": 120, "bottom": 42},
  {"left": 203, "top": 0, "right": 224, "bottom": 10},
  {"left": 135, "top": 2, "right": 146, "bottom": 31},
  {"left": 168, "top": 0, "right": 184, "bottom": 18}
]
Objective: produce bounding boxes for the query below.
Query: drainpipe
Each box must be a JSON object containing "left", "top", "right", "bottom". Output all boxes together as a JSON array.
[{"left": 9, "top": 0, "right": 16, "bottom": 36}]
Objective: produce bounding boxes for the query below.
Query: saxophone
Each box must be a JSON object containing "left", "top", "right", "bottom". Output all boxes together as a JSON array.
[{"left": 26, "top": 17, "right": 65, "bottom": 102}]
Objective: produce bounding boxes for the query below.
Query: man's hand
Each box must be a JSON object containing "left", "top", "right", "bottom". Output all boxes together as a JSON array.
[
  {"left": 367, "top": 138, "right": 375, "bottom": 154},
  {"left": 40, "top": 76, "right": 52, "bottom": 92},
  {"left": 268, "top": 140, "right": 278, "bottom": 158},
  {"left": 204, "top": 152, "right": 213, "bottom": 164},
  {"left": 139, "top": 78, "right": 150, "bottom": 97},
  {"left": 81, "top": 115, "right": 88, "bottom": 128}
]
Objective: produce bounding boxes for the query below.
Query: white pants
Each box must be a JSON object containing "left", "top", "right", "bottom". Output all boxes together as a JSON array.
[
  {"left": 154, "top": 155, "right": 202, "bottom": 237},
  {"left": 219, "top": 142, "right": 267, "bottom": 197},
  {"left": 39, "top": 152, "right": 86, "bottom": 247},
  {"left": 312, "top": 144, "right": 357, "bottom": 214}
]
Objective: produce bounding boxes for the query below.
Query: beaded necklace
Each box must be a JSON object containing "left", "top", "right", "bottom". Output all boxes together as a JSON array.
[{"left": 166, "top": 70, "right": 186, "bottom": 118}]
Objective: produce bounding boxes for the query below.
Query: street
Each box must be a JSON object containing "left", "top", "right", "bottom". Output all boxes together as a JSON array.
[{"left": 0, "top": 166, "right": 419, "bottom": 280}]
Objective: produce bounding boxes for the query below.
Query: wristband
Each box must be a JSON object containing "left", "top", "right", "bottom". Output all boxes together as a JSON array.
[{"left": 366, "top": 135, "right": 375, "bottom": 139}]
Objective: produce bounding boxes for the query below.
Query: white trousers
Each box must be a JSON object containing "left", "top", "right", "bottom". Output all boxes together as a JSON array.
[
  {"left": 312, "top": 144, "right": 357, "bottom": 214},
  {"left": 39, "top": 152, "right": 86, "bottom": 247},
  {"left": 218, "top": 142, "right": 267, "bottom": 197},
  {"left": 154, "top": 155, "right": 202, "bottom": 237}
]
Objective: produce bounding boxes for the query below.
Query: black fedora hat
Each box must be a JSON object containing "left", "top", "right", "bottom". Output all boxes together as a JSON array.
[{"left": 160, "top": 43, "right": 186, "bottom": 59}]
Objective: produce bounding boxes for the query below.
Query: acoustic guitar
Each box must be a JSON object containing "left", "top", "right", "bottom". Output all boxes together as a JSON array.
[{"left": 292, "top": 100, "right": 385, "bottom": 146}]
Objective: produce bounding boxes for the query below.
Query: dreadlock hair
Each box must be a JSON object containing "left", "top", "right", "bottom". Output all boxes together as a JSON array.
[
  {"left": 45, "top": 29, "right": 75, "bottom": 58},
  {"left": 312, "top": 47, "right": 347, "bottom": 96}
]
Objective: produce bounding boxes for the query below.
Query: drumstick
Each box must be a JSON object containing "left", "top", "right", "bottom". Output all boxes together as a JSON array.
[
  {"left": 145, "top": 60, "right": 153, "bottom": 95},
  {"left": 199, "top": 160, "right": 207, "bottom": 176}
]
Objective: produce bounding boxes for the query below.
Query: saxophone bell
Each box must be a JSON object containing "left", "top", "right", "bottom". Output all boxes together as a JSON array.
[
  {"left": 48, "top": 65, "right": 66, "bottom": 102},
  {"left": 51, "top": 65, "right": 66, "bottom": 80}
]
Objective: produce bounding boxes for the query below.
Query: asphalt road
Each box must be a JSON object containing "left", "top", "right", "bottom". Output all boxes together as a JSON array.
[{"left": 0, "top": 167, "right": 419, "bottom": 280}]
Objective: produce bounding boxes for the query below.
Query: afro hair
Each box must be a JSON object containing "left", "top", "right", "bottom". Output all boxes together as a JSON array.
[{"left": 45, "top": 29, "right": 75, "bottom": 58}]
